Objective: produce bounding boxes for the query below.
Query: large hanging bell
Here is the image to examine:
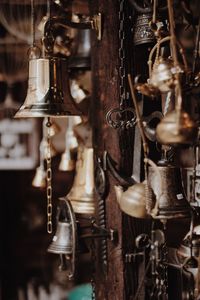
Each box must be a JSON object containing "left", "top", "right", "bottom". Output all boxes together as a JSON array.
[
  {"left": 14, "top": 57, "right": 81, "bottom": 118},
  {"left": 148, "top": 160, "right": 191, "bottom": 219},
  {"left": 67, "top": 147, "right": 95, "bottom": 215}
]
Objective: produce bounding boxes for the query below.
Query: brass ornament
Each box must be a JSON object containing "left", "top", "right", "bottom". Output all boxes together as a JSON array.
[
  {"left": 133, "top": 13, "right": 156, "bottom": 46},
  {"left": 67, "top": 147, "right": 95, "bottom": 215},
  {"left": 156, "top": 109, "right": 198, "bottom": 145},
  {"left": 14, "top": 57, "right": 81, "bottom": 118},
  {"left": 115, "top": 182, "right": 148, "bottom": 218}
]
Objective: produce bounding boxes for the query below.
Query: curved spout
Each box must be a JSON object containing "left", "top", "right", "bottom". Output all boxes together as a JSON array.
[{"left": 106, "top": 152, "right": 135, "bottom": 187}]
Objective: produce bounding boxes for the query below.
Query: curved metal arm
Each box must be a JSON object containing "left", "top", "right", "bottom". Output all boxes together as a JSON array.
[{"left": 43, "top": 13, "right": 102, "bottom": 54}]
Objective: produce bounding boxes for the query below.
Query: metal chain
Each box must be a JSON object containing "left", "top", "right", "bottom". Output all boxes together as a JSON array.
[
  {"left": 106, "top": 0, "right": 136, "bottom": 130},
  {"left": 119, "top": 0, "right": 126, "bottom": 108},
  {"left": 46, "top": 117, "right": 53, "bottom": 234},
  {"left": 91, "top": 238, "right": 96, "bottom": 300}
]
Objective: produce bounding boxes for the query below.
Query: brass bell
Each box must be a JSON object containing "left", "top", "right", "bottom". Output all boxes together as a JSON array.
[
  {"left": 59, "top": 116, "right": 81, "bottom": 171},
  {"left": 48, "top": 198, "right": 77, "bottom": 279},
  {"left": 115, "top": 182, "right": 148, "bottom": 218},
  {"left": 59, "top": 151, "right": 76, "bottom": 172},
  {"left": 48, "top": 221, "right": 72, "bottom": 255},
  {"left": 148, "top": 160, "right": 191, "bottom": 219},
  {"left": 32, "top": 166, "right": 46, "bottom": 188},
  {"left": 67, "top": 147, "right": 95, "bottom": 215},
  {"left": 156, "top": 110, "right": 198, "bottom": 145},
  {"left": 133, "top": 14, "right": 156, "bottom": 46},
  {"left": 41, "top": 138, "right": 57, "bottom": 158},
  {"left": 14, "top": 57, "right": 81, "bottom": 118}
]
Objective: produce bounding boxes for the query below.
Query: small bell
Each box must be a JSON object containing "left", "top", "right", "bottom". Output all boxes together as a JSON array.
[
  {"left": 59, "top": 150, "right": 76, "bottom": 172},
  {"left": 47, "top": 198, "right": 77, "bottom": 279},
  {"left": 133, "top": 14, "right": 156, "bottom": 46},
  {"left": 32, "top": 166, "right": 46, "bottom": 188}
]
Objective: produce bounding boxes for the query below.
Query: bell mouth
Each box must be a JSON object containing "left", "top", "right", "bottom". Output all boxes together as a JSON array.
[{"left": 14, "top": 103, "right": 80, "bottom": 118}]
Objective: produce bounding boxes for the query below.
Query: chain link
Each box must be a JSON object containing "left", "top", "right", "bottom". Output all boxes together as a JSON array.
[
  {"left": 106, "top": 0, "right": 137, "bottom": 129},
  {"left": 45, "top": 117, "right": 53, "bottom": 234}
]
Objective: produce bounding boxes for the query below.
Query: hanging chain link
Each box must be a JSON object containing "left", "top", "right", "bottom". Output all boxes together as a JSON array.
[
  {"left": 106, "top": 0, "right": 136, "bottom": 130},
  {"left": 46, "top": 117, "right": 53, "bottom": 234}
]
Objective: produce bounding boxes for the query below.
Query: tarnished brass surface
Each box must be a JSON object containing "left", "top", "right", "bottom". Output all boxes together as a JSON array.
[
  {"left": 32, "top": 166, "right": 46, "bottom": 188},
  {"left": 48, "top": 221, "right": 72, "bottom": 254},
  {"left": 67, "top": 147, "right": 95, "bottom": 214},
  {"left": 156, "top": 110, "right": 198, "bottom": 145},
  {"left": 148, "top": 163, "right": 191, "bottom": 219},
  {"left": 151, "top": 58, "right": 176, "bottom": 93},
  {"left": 115, "top": 182, "right": 148, "bottom": 218}
]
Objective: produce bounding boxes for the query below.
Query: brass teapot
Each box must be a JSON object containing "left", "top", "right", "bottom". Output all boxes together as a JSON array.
[{"left": 115, "top": 182, "right": 148, "bottom": 219}]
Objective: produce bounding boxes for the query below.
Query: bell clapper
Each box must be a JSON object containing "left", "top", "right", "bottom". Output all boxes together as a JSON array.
[{"left": 45, "top": 117, "right": 53, "bottom": 234}]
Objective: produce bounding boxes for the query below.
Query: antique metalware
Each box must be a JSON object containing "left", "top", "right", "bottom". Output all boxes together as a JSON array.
[
  {"left": 151, "top": 58, "right": 177, "bottom": 93},
  {"left": 133, "top": 13, "right": 155, "bottom": 46},
  {"left": 148, "top": 160, "right": 191, "bottom": 219},
  {"left": 156, "top": 109, "right": 198, "bottom": 145},
  {"left": 115, "top": 183, "right": 147, "bottom": 218},
  {"left": 59, "top": 116, "right": 81, "bottom": 171},
  {"left": 48, "top": 198, "right": 77, "bottom": 280},
  {"left": 156, "top": 0, "right": 198, "bottom": 145},
  {"left": 67, "top": 147, "right": 95, "bottom": 215},
  {"left": 32, "top": 166, "right": 46, "bottom": 188},
  {"left": 15, "top": 57, "right": 81, "bottom": 118},
  {"left": 178, "top": 226, "right": 200, "bottom": 258}
]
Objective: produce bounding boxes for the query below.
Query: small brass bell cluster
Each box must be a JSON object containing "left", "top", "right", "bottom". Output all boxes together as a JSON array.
[
  {"left": 32, "top": 118, "right": 60, "bottom": 188},
  {"left": 59, "top": 116, "right": 81, "bottom": 172}
]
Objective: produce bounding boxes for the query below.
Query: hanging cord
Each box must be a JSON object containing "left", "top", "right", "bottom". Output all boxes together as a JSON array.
[{"left": 45, "top": 117, "right": 53, "bottom": 234}]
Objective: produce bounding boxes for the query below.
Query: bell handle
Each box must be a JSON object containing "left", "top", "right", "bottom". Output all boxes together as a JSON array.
[
  {"left": 59, "top": 197, "right": 77, "bottom": 280},
  {"left": 148, "top": 36, "right": 188, "bottom": 77}
]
